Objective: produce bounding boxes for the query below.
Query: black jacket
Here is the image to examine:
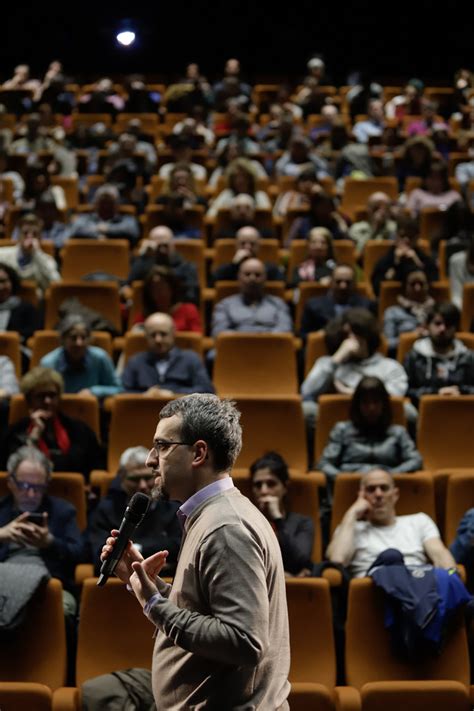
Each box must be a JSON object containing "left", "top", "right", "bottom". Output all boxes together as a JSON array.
[
  {"left": 86, "top": 476, "right": 182, "bottom": 575},
  {"left": 0, "top": 412, "right": 105, "bottom": 479},
  {"left": 122, "top": 347, "right": 214, "bottom": 394},
  {"left": 0, "top": 493, "right": 86, "bottom": 589},
  {"left": 371, "top": 247, "right": 439, "bottom": 296},
  {"left": 127, "top": 253, "right": 199, "bottom": 303},
  {"left": 300, "top": 292, "right": 374, "bottom": 337},
  {"left": 403, "top": 337, "right": 474, "bottom": 406},
  {"left": 5, "top": 301, "right": 41, "bottom": 342}
]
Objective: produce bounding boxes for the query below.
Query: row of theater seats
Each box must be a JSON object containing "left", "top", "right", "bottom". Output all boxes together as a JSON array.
[
  {"left": 2, "top": 392, "right": 474, "bottom": 473},
  {"left": 0, "top": 575, "right": 471, "bottom": 710},
  {"left": 1, "top": 466, "right": 470, "bottom": 571}
]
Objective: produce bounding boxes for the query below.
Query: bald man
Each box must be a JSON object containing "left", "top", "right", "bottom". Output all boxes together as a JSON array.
[
  {"left": 327, "top": 468, "right": 455, "bottom": 578},
  {"left": 211, "top": 226, "right": 284, "bottom": 284},
  {"left": 121, "top": 312, "right": 214, "bottom": 395},
  {"left": 211, "top": 257, "right": 292, "bottom": 337},
  {"left": 127, "top": 226, "right": 199, "bottom": 302}
]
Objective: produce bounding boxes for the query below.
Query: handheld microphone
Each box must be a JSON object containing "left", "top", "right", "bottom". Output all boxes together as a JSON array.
[{"left": 97, "top": 492, "right": 150, "bottom": 587}]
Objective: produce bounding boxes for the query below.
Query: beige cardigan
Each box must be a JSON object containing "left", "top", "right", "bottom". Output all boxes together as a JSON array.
[{"left": 148, "top": 486, "right": 290, "bottom": 710}]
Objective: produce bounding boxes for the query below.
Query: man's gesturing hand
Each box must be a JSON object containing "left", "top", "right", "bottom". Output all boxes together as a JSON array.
[{"left": 130, "top": 551, "right": 169, "bottom": 608}]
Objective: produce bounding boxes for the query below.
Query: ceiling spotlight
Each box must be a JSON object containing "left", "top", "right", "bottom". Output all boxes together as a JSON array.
[{"left": 117, "top": 30, "right": 136, "bottom": 47}]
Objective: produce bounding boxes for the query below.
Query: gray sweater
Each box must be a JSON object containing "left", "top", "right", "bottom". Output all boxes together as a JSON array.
[
  {"left": 149, "top": 487, "right": 290, "bottom": 710},
  {"left": 317, "top": 420, "right": 422, "bottom": 481}
]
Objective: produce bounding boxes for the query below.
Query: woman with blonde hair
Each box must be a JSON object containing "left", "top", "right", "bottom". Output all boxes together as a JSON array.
[{"left": 207, "top": 157, "right": 271, "bottom": 218}]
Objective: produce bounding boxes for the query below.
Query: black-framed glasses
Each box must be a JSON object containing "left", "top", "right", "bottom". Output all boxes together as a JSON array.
[
  {"left": 151, "top": 439, "right": 192, "bottom": 455},
  {"left": 9, "top": 472, "right": 48, "bottom": 494}
]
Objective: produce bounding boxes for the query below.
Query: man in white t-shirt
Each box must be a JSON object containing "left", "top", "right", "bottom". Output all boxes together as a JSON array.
[{"left": 327, "top": 469, "right": 455, "bottom": 577}]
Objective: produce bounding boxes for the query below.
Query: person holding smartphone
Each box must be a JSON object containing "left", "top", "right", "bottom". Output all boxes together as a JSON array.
[{"left": 0, "top": 445, "right": 86, "bottom": 618}]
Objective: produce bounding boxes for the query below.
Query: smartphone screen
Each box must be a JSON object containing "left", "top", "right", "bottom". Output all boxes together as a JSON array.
[{"left": 27, "top": 512, "right": 45, "bottom": 525}]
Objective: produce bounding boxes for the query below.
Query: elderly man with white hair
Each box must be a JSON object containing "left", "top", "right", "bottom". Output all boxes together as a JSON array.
[
  {"left": 67, "top": 183, "right": 140, "bottom": 245},
  {"left": 348, "top": 191, "right": 398, "bottom": 255},
  {"left": 87, "top": 445, "right": 182, "bottom": 576}
]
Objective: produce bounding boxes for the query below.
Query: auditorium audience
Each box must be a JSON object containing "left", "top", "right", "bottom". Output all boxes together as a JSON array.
[
  {"left": 132, "top": 266, "right": 202, "bottom": 332},
  {"left": 250, "top": 451, "right": 315, "bottom": 577},
  {"left": 449, "top": 234, "right": 474, "bottom": 310},
  {"left": 371, "top": 215, "right": 439, "bottom": 296},
  {"left": 348, "top": 191, "right": 397, "bottom": 256},
  {"left": 317, "top": 376, "right": 422, "bottom": 487},
  {"left": 0, "top": 214, "right": 60, "bottom": 295},
  {"left": 40, "top": 315, "right": 122, "bottom": 398},
  {"left": 122, "top": 312, "right": 213, "bottom": 395},
  {"left": 0, "top": 446, "right": 86, "bottom": 618},
  {"left": 211, "top": 226, "right": 284, "bottom": 283},
  {"left": 0, "top": 367, "right": 104, "bottom": 478},
  {"left": 300, "top": 263, "right": 373, "bottom": 337},
  {"left": 383, "top": 268, "right": 434, "bottom": 357},
  {"left": 211, "top": 257, "right": 292, "bottom": 337},
  {"left": 405, "top": 161, "right": 462, "bottom": 217},
  {"left": 67, "top": 184, "right": 140, "bottom": 245},
  {"left": 207, "top": 158, "right": 271, "bottom": 217},
  {"left": 87, "top": 446, "right": 181, "bottom": 575},
  {"left": 403, "top": 302, "right": 474, "bottom": 407},
  {"left": 127, "top": 225, "right": 199, "bottom": 303},
  {"left": 291, "top": 227, "right": 336, "bottom": 286}
]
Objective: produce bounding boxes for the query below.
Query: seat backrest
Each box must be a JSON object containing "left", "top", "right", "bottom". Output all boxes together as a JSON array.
[
  {"left": 363, "top": 240, "right": 394, "bottom": 283},
  {"left": 173, "top": 239, "right": 206, "bottom": 289},
  {"left": 445, "top": 473, "right": 474, "bottom": 546},
  {"left": 288, "top": 239, "right": 356, "bottom": 281},
  {"left": 340, "top": 178, "right": 399, "bottom": 221},
  {"left": 360, "top": 680, "right": 470, "bottom": 711},
  {"left": 214, "top": 333, "right": 298, "bottom": 396},
  {"left": 8, "top": 393, "right": 101, "bottom": 439},
  {"left": 286, "top": 578, "right": 336, "bottom": 685},
  {"left": 143, "top": 204, "right": 204, "bottom": 235},
  {"left": 60, "top": 239, "right": 130, "bottom": 280},
  {"left": 0, "top": 331, "right": 21, "bottom": 377},
  {"left": 330, "top": 472, "right": 435, "bottom": 535},
  {"left": 0, "top": 471, "right": 87, "bottom": 530},
  {"left": 345, "top": 577, "right": 469, "bottom": 689},
  {"left": 44, "top": 281, "right": 122, "bottom": 332},
  {"left": 108, "top": 394, "right": 174, "bottom": 471},
  {"left": 76, "top": 578, "right": 154, "bottom": 685},
  {"left": 0, "top": 683, "right": 53, "bottom": 711},
  {"left": 315, "top": 394, "right": 406, "bottom": 464},
  {"left": 235, "top": 472, "right": 323, "bottom": 562},
  {"left": 234, "top": 396, "right": 307, "bottom": 471},
  {"left": 29, "top": 329, "right": 113, "bottom": 367},
  {"left": 418, "top": 395, "right": 474, "bottom": 469},
  {"left": 0, "top": 579, "right": 67, "bottom": 689}
]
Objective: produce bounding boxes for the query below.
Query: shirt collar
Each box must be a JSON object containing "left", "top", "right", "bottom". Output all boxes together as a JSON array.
[{"left": 178, "top": 477, "right": 234, "bottom": 526}]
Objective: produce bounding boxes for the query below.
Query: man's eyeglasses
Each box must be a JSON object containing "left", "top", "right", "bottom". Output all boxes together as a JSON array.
[
  {"left": 151, "top": 440, "right": 192, "bottom": 455},
  {"left": 9, "top": 472, "right": 48, "bottom": 494},
  {"left": 363, "top": 484, "right": 391, "bottom": 494}
]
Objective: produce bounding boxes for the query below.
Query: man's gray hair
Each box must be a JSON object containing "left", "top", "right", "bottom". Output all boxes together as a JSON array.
[
  {"left": 7, "top": 446, "right": 53, "bottom": 479},
  {"left": 118, "top": 446, "right": 149, "bottom": 474},
  {"left": 94, "top": 184, "right": 120, "bottom": 203},
  {"left": 159, "top": 394, "right": 242, "bottom": 473}
]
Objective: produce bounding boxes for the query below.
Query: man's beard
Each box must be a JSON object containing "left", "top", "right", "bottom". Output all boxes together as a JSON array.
[{"left": 151, "top": 482, "right": 170, "bottom": 502}]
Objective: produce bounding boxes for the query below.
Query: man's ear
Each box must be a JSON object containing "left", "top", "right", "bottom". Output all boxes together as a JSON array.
[
  {"left": 192, "top": 440, "right": 208, "bottom": 467},
  {"left": 393, "top": 487, "right": 400, "bottom": 505}
]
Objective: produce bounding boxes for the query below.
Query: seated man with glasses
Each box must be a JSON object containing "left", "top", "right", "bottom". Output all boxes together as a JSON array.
[
  {"left": 87, "top": 446, "right": 182, "bottom": 576},
  {"left": 327, "top": 468, "right": 455, "bottom": 578},
  {"left": 0, "top": 446, "right": 86, "bottom": 623}
]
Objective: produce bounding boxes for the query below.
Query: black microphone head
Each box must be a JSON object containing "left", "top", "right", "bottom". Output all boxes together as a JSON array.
[{"left": 125, "top": 492, "right": 150, "bottom": 524}]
